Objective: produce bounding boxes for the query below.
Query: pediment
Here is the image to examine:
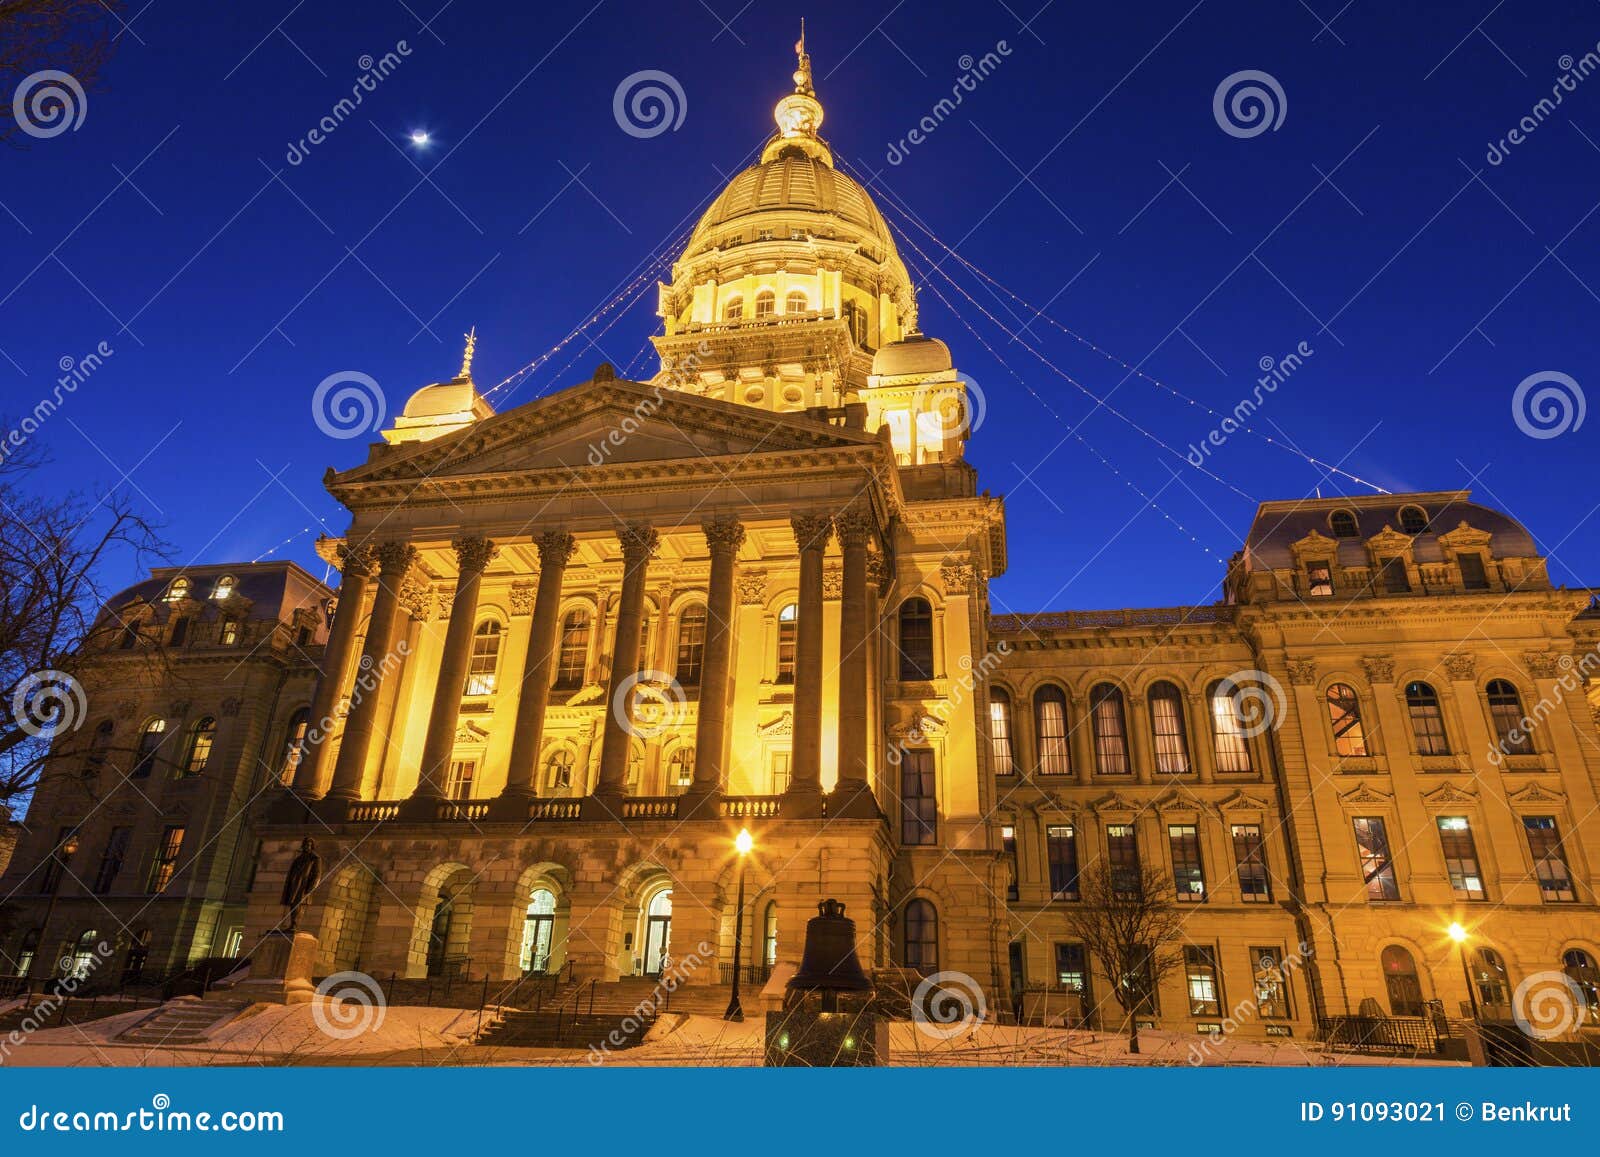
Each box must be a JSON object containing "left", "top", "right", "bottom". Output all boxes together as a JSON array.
[{"left": 1422, "top": 781, "right": 1477, "bottom": 806}]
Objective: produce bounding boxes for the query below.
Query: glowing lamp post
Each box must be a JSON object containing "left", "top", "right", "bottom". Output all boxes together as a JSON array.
[
  {"left": 724, "top": 827, "right": 753, "bottom": 1022},
  {"left": 1448, "top": 922, "right": 1482, "bottom": 1024},
  {"left": 31, "top": 833, "right": 81, "bottom": 983}
]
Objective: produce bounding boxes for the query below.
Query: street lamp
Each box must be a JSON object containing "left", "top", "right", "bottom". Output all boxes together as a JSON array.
[
  {"left": 1449, "top": 922, "right": 1483, "bottom": 1023},
  {"left": 30, "top": 833, "right": 81, "bottom": 985},
  {"left": 724, "top": 827, "right": 753, "bottom": 1023}
]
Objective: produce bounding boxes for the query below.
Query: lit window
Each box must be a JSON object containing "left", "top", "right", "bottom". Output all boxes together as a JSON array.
[
  {"left": 1253, "top": 948, "right": 1289, "bottom": 1018},
  {"left": 1486, "top": 680, "right": 1531, "bottom": 754},
  {"left": 1352, "top": 816, "right": 1399, "bottom": 901},
  {"left": 668, "top": 746, "right": 695, "bottom": 792},
  {"left": 1209, "top": 683, "right": 1254, "bottom": 774},
  {"left": 444, "top": 759, "right": 476, "bottom": 800},
  {"left": 163, "top": 577, "right": 190, "bottom": 603},
  {"left": 1055, "top": 943, "right": 1091, "bottom": 1001},
  {"left": 1000, "top": 825, "right": 1018, "bottom": 901},
  {"left": 464, "top": 620, "right": 502, "bottom": 696},
  {"left": 211, "top": 575, "right": 237, "bottom": 600},
  {"left": 1148, "top": 681, "right": 1190, "bottom": 774},
  {"left": 1326, "top": 683, "right": 1368, "bottom": 756},
  {"left": 1169, "top": 824, "right": 1206, "bottom": 902},
  {"left": 1437, "top": 816, "right": 1485, "bottom": 901},
  {"left": 546, "top": 748, "right": 575, "bottom": 790},
  {"left": 1185, "top": 945, "right": 1221, "bottom": 1016},
  {"left": 219, "top": 617, "right": 239, "bottom": 646},
  {"left": 675, "top": 605, "right": 707, "bottom": 687},
  {"left": 1405, "top": 681, "right": 1449, "bottom": 755},
  {"left": 279, "top": 708, "right": 310, "bottom": 784},
  {"left": 754, "top": 290, "right": 776, "bottom": 318},
  {"left": 883, "top": 409, "right": 912, "bottom": 464},
  {"left": 1046, "top": 824, "right": 1079, "bottom": 900},
  {"left": 1306, "top": 562, "right": 1333, "bottom": 597},
  {"left": 897, "top": 598, "right": 934, "bottom": 681},
  {"left": 988, "top": 688, "right": 1015, "bottom": 775},
  {"left": 1034, "top": 687, "right": 1070, "bottom": 775},
  {"left": 1523, "top": 816, "right": 1575, "bottom": 901},
  {"left": 132, "top": 718, "right": 167, "bottom": 779},
  {"left": 1090, "top": 684, "right": 1129, "bottom": 775},
  {"left": 181, "top": 717, "right": 216, "bottom": 776},
  {"left": 1232, "top": 824, "right": 1271, "bottom": 901},
  {"left": 1562, "top": 950, "right": 1600, "bottom": 1024},
  {"left": 1473, "top": 948, "right": 1510, "bottom": 1009},
  {"left": 775, "top": 603, "right": 797, "bottom": 684},
  {"left": 554, "top": 610, "right": 590, "bottom": 690},
  {"left": 1328, "top": 509, "right": 1359, "bottom": 538},
  {"left": 148, "top": 826, "right": 185, "bottom": 893}
]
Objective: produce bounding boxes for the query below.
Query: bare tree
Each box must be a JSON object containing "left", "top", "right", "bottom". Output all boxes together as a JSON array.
[
  {"left": 0, "top": 449, "right": 169, "bottom": 812},
  {"left": 0, "top": 0, "right": 122, "bottom": 145},
  {"left": 1060, "top": 861, "right": 1187, "bottom": 1055}
]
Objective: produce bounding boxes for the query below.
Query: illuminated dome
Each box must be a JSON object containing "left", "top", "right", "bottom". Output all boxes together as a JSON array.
[{"left": 681, "top": 155, "right": 897, "bottom": 261}]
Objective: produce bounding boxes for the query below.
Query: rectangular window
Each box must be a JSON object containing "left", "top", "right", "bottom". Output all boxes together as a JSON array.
[
  {"left": 445, "top": 759, "right": 476, "bottom": 800},
  {"left": 1436, "top": 816, "right": 1485, "bottom": 901},
  {"left": 1046, "top": 824, "right": 1079, "bottom": 900},
  {"left": 148, "top": 826, "right": 185, "bottom": 894},
  {"left": 988, "top": 698, "right": 1015, "bottom": 776},
  {"left": 1523, "top": 816, "right": 1576, "bottom": 902},
  {"left": 220, "top": 617, "right": 239, "bottom": 645},
  {"left": 1353, "top": 816, "right": 1400, "bottom": 901},
  {"left": 40, "top": 826, "right": 76, "bottom": 894},
  {"left": 769, "top": 751, "right": 790, "bottom": 794},
  {"left": 1106, "top": 824, "right": 1141, "bottom": 897},
  {"left": 169, "top": 616, "right": 189, "bottom": 647},
  {"left": 1231, "top": 824, "right": 1271, "bottom": 901},
  {"left": 1378, "top": 556, "right": 1410, "bottom": 593},
  {"left": 1001, "top": 825, "right": 1019, "bottom": 901},
  {"left": 1185, "top": 945, "right": 1222, "bottom": 1016},
  {"left": 900, "top": 750, "right": 937, "bottom": 846},
  {"left": 1306, "top": 562, "right": 1334, "bottom": 597},
  {"left": 1055, "top": 943, "right": 1091, "bottom": 1000},
  {"left": 1252, "top": 947, "right": 1290, "bottom": 1018},
  {"left": 1458, "top": 552, "right": 1489, "bottom": 590},
  {"left": 1168, "top": 824, "right": 1206, "bottom": 902},
  {"left": 93, "top": 827, "right": 131, "bottom": 894}
]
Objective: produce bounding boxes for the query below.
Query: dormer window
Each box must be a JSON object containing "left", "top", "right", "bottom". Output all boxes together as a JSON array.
[
  {"left": 1306, "top": 561, "right": 1333, "bottom": 597},
  {"left": 1459, "top": 552, "right": 1489, "bottom": 590},
  {"left": 220, "top": 617, "right": 240, "bottom": 646},
  {"left": 1377, "top": 556, "right": 1410, "bottom": 593},
  {"left": 1398, "top": 505, "right": 1429, "bottom": 535},
  {"left": 1328, "top": 510, "right": 1359, "bottom": 539},
  {"left": 164, "top": 577, "right": 190, "bottom": 603},
  {"left": 211, "top": 575, "right": 237, "bottom": 600}
]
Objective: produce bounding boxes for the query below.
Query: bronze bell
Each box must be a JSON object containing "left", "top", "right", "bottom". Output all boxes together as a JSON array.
[{"left": 786, "top": 898, "right": 872, "bottom": 1007}]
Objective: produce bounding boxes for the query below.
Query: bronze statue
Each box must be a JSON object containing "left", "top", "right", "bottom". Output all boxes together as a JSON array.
[{"left": 280, "top": 837, "right": 321, "bottom": 931}]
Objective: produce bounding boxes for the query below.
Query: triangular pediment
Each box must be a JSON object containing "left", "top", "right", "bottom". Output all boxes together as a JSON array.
[{"left": 332, "top": 377, "right": 882, "bottom": 490}]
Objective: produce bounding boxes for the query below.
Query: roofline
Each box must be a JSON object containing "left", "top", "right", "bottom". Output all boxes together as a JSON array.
[
  {"left": 144, "top": 559, "right": 332, "bottom": 594},
  {"left": 1254, "top": 489, "right": 1472, "bottom": 515}
]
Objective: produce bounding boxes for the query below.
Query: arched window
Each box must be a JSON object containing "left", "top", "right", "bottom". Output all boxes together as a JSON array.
[
  {"left": 723, "top": 295, "right": 743, "bottom": 322},
  {"left": 1147, "top": 681, "right": 1190, "bottom": 774},
  {"left": 118, "top": 619, "right": 141, "bottom": 649},
  {"left": 1562, "top": 949, "right": 1600, "bottom": 1025},
  {"left": 210, "top": 575, "right": 237, "bottom": 601},
  {"left": 522, "top": 888, "right": 557, "bottom": 973},
  {"left": 163, "top": 577, "right": 190, "bottom": 603},
  {"left": 85, "top": 719, "right": 114, "bottom": 778},
  {"left": 903, "top": 899, "right": 938, "bottom": 975},
  {"left": 182, "top": 717, "right": 216, "bottom": 776},
  {"left": 897, "top": 598, "right": 934, "bottom": 681},
  {"left": 1326, "top": 683, "right": 1368, "bottom": 756},
  {"left": 279, "top": 708, "right": 310, "bottom": 784},
  {"left": 554, "top": 610, "right": 590, "bottom": 690},
  {"left": 988, "top": 687, "right": 1015, "bottom": 775},
  {"left": 1208, "top": 682, "right": 1254, "bottom": 773},
  {"left": 1398, "top": 505, "right": 1429, "bottom": 534},
  {"left": 1034, "top": 686, "right": 1070, "bottom": 776},
  {"left": 67, "top": 929, "right": 101, "bottom": 979},
  {"left": 1473, "top": 948, "right": 1510, "bottom": 1009},
  {"left": 464, "top": 620, "right": 502, "bottom": 696},
  {"left": 1381, "top": 945, "right": 1424, "bottom": 1016},
  {"left": 545, "top": 748, "right": 575, "bottom": 790},
  {"left": 762, "top": 902, "right": 779, "bottom": 968},
  {"left": 668, "top": 746, "right": 695, "bottom": 792},
  {"left": 132, "top": 718, "right": 167, "bottom": 779},
  {"left": 675, "top": 605, "right": 707, "bottom": 687},
  {"left": 1404, "top": 681, "right": 1449, "bottom": 755},
  {"left": 1329, "top": 509, "right": 1359, "bottom": 538},
  {"left": 1485, "top": 679, "right": 1531, "bottom": 754},
  {"left": 775, "top": 603, "right": 797, "bottom": 684},
  {"left": 754, "top": 290, "right": 776, "bottom": 318},
  {"left": 1090, "top": 683, "right": 1130, "bottom": 775},
  {"left": 784, "top": 290, "right": 808, "bottom": 315}
]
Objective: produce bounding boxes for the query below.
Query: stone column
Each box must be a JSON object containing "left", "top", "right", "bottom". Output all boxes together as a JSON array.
[
  {"left": 325, "top": 542, "right": 416, "bottom": 803},
  {"left": 1128, "top": 694, "right": 1153, "bottom": 784},
  {"left": 585, "top": 522, "right": 658, "bottom": 817},
  {"left": 294, "top": 544, "right": 374, "bottom": 798},
  {"left": 831, "top": 508, "right": 878, "bottom": 817},
  {"left": 1189, "top": 689, "right": 1217, "bottom": 783},
  {"left": 409, "top": 536, "right": 497, "bottom": 809},
  {"left": 683, "top": 516, "right": 744, "bottom": 818},
  {"left": 500, "top": 531, "right": 577, "bottom": 804},
  {"left": 784, "top": 513, "right": 832, "bottom": 817}
]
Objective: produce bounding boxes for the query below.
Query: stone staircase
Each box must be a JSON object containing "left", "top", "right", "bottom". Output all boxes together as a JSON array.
[
  {"left": 476, "top": 977, "right": 736, "bottom": 1049},
  {"left": 114, "top": 998, "right": 247, "bottom": 1046}
]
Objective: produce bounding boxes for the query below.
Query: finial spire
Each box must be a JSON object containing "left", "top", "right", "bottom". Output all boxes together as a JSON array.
[
  {"left": 459, "top": 326, "right": 477, "bottom": 379},
  {"left": 794, "top": 20, "right": 813, "bottom": 95}
]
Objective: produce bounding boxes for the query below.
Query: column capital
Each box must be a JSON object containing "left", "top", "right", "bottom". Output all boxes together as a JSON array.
[
  {"left": 535, "top": 530, "right": 578, "bottom": 568},
  {"left": 452, "top": 534, "right": 498, "bottom": 575},
  {"left": 834, "top": 509, "right": 875, "bottom": 547},
  {"left": 791, "top": 512, "right": 834, "bottom": 552},
  {"left": 866, "top": 551, "right": 890, "bottom": 591},
  {"left": 374, "top": 541, "right": 418, "bottom": 576},
  {"left": 336, "top": 543, "right": 377, "bottom": 576},
  {"left": 701, "top": 515, "right": 746, "bottom": 554},
  {"left": 617, "top": 521, "right": 660, "bottom": 564}
]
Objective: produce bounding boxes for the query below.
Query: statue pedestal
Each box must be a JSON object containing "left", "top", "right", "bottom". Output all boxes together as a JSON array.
[{"left": 228, "top": 931, "right": 318, "bottom": 1005}]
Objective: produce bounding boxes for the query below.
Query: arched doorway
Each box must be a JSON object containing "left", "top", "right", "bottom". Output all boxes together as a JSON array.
[
  {"left": 521, "top": 888, "right": 557, "bottom": 973},
  {"left": 67, "top": 929, "right": 101, "bottom": 979},
  {"left": 411, "top": 865, "right": 475, "bottom": 979},
  {"left": 642, "top": 888, "right": 672, "bottom": 976}
]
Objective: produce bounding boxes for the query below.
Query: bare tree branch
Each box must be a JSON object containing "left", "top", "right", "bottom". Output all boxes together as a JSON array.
[{"left": 0, "top": 0, "right": 122, "bottom": 145}]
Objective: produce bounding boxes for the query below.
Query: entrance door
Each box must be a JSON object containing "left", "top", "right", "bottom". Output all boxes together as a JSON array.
[
  {"left": 426, "top": 896, "right": 454, "bottom": 977},
  {"left": 642, "top": 889, "right": 672, "bottom": 975},
  {"left": 521, "top": 888, "right": 557, "bottom": 973}
]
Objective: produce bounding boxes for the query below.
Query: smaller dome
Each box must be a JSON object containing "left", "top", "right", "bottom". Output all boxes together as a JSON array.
[
  {"left": 401, "top": 379, "right": 485, "bottom": 421},
  {"left": 383, "top": 376, "right": 494, "bottom": 445},
  {"left": 872, "top": 332, "right": 952, "bottom": 378}
]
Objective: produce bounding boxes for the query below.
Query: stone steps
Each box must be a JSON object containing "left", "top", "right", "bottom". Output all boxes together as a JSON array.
[
  {"left": 477, "top": 1009, "right": 653, "bottom": 1050},
  {"left": 115, "top": 998, "right": 247, "bottom": 1045}
]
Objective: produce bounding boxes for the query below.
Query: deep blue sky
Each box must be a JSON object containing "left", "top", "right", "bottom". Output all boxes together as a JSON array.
[{"left": 5, "top": 0, "right": 1598, "bottom": 616}]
